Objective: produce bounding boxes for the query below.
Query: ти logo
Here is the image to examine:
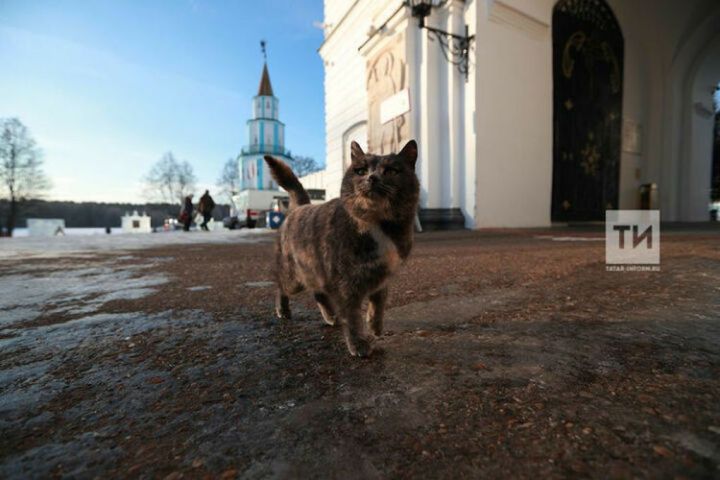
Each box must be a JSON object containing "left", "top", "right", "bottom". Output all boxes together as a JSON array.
[
  {"left": 606, "top": 210, "right": 660, "bottom": 271},
  {"left": 612, "top": 224, "right": 653, "bottom": 249}
]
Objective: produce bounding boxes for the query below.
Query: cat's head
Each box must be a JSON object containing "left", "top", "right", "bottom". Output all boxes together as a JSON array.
[{"left": 340, "top": 140, "right": 419, "bottom": 224}]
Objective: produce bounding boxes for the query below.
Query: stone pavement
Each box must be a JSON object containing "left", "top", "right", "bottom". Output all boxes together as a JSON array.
[{"left": 1, "top": 228, "right": 719, "bottom": 478}]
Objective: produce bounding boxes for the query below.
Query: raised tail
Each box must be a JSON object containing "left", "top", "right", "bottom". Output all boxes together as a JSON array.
[{"left": 264, "top": 155, "right": 311, "bottom": 208}]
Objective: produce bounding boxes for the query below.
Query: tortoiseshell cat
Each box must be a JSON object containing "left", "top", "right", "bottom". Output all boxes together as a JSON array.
[{"left": 264, "top": 140, "right": 419, "bottom": 357}]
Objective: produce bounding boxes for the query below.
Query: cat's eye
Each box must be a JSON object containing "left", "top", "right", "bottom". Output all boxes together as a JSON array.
[
  {"left": 384, "top": 167, "right": 398, "bottom": 175},
  {"left": 354, "top": 167, "right": 368, "bottom": 176}
]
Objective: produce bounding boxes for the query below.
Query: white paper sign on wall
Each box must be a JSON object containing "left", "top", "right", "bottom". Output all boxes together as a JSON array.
[
  {"left": 622, "top": 118, "right": 643, "bottom": 155},
  {"left": 380, "top": 89, "right": 410, "bottom": 125}
]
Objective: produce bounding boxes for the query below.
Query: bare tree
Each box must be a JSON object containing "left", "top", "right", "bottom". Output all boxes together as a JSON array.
[
  {"left": 143, "top": 152, "right": 197, "bottom": 204},
  {"left": 291, "top": 155, "right": 322, "bottom": 178},
  {"left": 216, "top": 157, "right": 240, "bottom": 201},
  {"left": 0, "top": 118, "right": 51, "bottom": 236}
]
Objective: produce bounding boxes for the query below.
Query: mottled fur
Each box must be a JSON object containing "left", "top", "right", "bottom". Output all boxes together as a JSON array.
[{"left": 264, "top": 140, "right": 419, "bottom": 357}]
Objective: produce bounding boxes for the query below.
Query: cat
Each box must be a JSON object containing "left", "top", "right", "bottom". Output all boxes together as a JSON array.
[{"left": 263, "top": 140, "right": 419, "bottom": 357}]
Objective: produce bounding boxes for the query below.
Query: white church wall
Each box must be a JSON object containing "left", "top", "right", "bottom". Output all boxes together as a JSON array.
[
  {"left": 319, "top": 0, "right": 719, "bottom": 228},
  {"left": 474, "top": 0, "right": 553, "bottom": 227},
  {"left": 616, "top": 34, "right": 649, "bottom": 211},
  {"left": 319, "top": 0, "right": 383, "bottom": 200},
  {"left": 324, "top": 0, "right": 357, "bottom": 29},
  {"left": 298, "top": 170, "right": 326, "bottom": 192},
  {"left": 609, "top": 0, "right": 659, "bottom": 212}
]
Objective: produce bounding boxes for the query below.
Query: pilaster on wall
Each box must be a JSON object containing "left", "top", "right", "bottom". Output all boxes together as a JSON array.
[
  {"left": 448, "top": 0, "right": 466, "bottom": 210},
  {"left": 463, "top": 0, "right": 477, "bottom": 228},
  {"left": 412, "top": 0, "right": 476, "bottom": 224},
  {"left": 407, "top": 15, "right": 423, "bottom": 180},
  {"left": 475, "top": 0, "right": 553, "bottom": 227},
  {"left": 420, "top": 10, "right": 443, "bottom": 208}
]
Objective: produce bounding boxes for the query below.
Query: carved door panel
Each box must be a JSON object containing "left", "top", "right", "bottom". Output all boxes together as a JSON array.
[{"left": 552, "top": 0, "right": 623, "bottom": 221}]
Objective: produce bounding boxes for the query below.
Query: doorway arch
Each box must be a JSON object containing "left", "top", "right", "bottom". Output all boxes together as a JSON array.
[
  {"left": 680, "top": 40, "right": 720, "bottom": 221},
  {"left": 551, "top": 0, "right": 624, "bottom": 221}
]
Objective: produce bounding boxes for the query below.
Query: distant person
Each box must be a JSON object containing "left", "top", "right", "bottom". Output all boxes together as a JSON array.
[
  {"left": 197, "top": 190, "right": 216, "bottom": 231},
  {"left": 180, "top": 194, "right": 194, "bottom": 231}
]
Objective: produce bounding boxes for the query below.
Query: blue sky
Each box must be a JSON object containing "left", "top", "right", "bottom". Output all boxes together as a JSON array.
[{"left": 0, "top": 0, "right": 325, "bottom": 203}]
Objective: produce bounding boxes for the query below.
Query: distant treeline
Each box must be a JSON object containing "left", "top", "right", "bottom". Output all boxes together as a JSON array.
[{"left": 0, "top": 199, "right": 230, "bottom": 228}]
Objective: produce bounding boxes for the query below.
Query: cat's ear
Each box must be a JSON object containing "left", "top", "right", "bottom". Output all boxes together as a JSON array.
[
  {"left": 399, "top": 140, "right": 417, "bottom": 168},
  {"left": 350, "top": 141, "right": 365, "bottom": 164}
]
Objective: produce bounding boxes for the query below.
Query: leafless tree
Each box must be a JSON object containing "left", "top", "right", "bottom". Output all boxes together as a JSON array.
[
  {"left": 143, "top": 152, "right": 197, "bottom": 204},
  {"left": 0, "top": 118, "right": 51, "bottom": 236},
  {"left": 216, "top": 157, "right": 240, "bottom": 201},
  {"left": 291, "top": 155, "right": 322, "bottom": 178}
]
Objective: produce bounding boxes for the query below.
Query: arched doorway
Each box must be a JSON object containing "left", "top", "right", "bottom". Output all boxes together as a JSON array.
[{"left": 552, "top": 0, "right": 624, "bottom": 221}]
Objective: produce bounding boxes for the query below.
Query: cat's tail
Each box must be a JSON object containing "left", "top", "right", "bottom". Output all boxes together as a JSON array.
[{"left": 264, "top": 155, "right": 311, "bottom": 208}]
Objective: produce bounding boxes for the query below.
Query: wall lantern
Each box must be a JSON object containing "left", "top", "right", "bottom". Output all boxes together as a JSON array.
[{"left": 408, "top": 0, "right": 475, "bottom": 81}]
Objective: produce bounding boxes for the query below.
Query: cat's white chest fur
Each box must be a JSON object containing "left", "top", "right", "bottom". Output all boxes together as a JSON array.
[{"left": 369, "top": 225, "right": 401, "bottom": 272}]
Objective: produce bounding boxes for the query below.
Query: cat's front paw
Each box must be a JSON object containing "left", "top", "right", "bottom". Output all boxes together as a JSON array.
[
  {"left": 345, "top": 336, "right": 374, "bottom": 358},
  {"left": 275, "top": 307, "right": 291, "bottom": 320}
]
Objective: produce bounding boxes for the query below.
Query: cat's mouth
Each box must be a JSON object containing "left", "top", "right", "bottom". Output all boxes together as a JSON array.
[{"left": 361, "top": 183, "right": 394, "bottom": 198}]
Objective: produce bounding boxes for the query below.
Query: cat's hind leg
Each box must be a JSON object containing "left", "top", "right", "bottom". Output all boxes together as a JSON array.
[
  {"left": 275, "top": 289, "right": 291, "bottom": 320},
  {"left": 274, "top": 253, "right": 303, "bottom": 320},
  {"left": 366, "top": 287, "right": 388, "bottom": 337},
  {"left": 314, "top": 292, "right": 337, "bottom": 326}
]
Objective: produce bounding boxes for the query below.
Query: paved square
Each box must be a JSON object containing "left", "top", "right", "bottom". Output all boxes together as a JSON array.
[{"left": 1, "top": 228, "right": 719, "bottom": 478}]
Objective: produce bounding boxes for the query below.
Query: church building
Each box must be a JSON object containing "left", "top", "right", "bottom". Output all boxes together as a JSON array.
[
  {"left": 317, "top": 0, "right": 720, "bottom": 228},
  {"left": 238, "top": 61, "right": 292, "bottom": 191}
]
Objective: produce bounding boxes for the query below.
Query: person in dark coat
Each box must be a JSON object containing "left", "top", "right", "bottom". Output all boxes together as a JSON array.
[
  {"left": 197, "top": 190, "right": 216, "bottom": 231},
  {"left": 180, "top": 194, "right": 194, "bottom": 231}
]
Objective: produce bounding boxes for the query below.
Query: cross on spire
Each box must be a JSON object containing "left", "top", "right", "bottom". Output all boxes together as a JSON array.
[{"left": 257, "top": 41, "right": 274, "bottom": 96}]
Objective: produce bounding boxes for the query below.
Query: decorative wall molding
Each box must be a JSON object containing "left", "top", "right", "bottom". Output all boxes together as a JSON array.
[
  {"left": 487, "top": 0, "right": 549, "bottom": 40},
  {"left": 693, "top": 101, "right": 714, "bottom": 118}
]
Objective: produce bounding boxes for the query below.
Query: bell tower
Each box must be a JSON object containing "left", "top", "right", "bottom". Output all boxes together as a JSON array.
[{"left": 238, "top": 41, "right": 292, "bottom": 191}]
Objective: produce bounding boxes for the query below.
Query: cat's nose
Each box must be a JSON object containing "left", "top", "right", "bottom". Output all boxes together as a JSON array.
[{"left": 369, "top": 174, "right": 380, "bottom": 184}]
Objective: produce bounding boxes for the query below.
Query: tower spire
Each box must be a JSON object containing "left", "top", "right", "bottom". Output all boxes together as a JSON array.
[{"left": 257, "top": 40, "right": 274, "bottom": 96}]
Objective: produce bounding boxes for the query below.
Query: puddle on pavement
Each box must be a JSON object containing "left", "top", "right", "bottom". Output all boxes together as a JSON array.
[{"left": 0, "top": 259, "right": 168, "bottom": 329}]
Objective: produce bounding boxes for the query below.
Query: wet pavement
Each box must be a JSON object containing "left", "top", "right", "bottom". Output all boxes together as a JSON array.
[{"left": 1, "top": 228, "right": 719, "bottom": 479}]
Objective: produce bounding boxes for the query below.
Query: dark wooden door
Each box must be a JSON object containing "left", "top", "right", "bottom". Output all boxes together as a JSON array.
[{"left": 552, "top": 0, "right": 623, "bottom": 222}]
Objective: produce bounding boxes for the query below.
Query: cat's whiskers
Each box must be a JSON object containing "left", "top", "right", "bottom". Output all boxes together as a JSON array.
[{"left": 374, "top": 183, "right": 396, "bottom": 195}]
